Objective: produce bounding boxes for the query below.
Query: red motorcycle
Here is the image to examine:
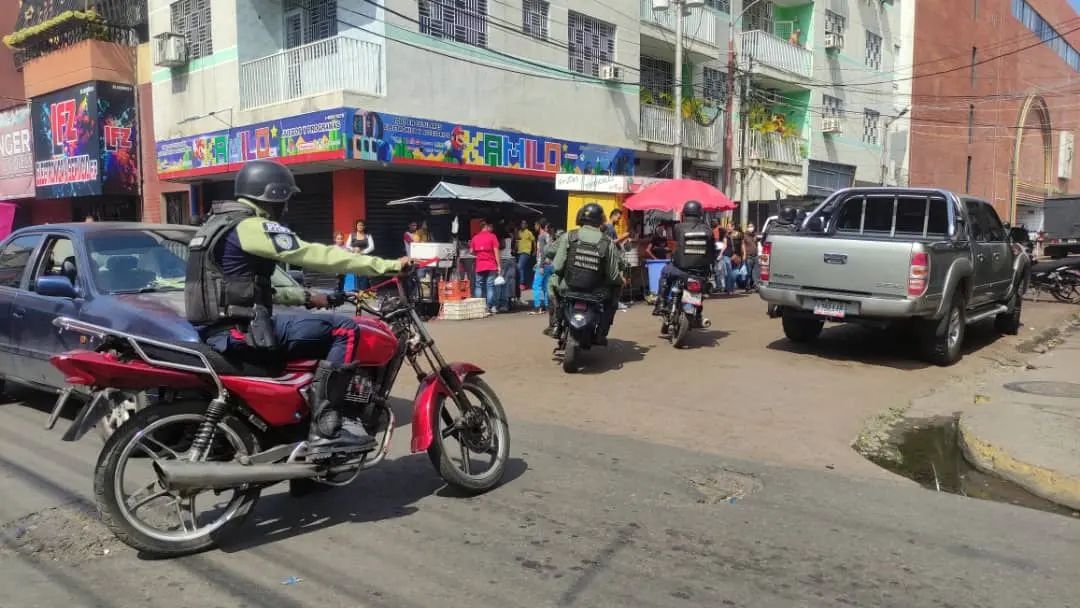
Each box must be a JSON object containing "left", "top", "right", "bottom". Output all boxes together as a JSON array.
[{"left": 48, "top": 268, "right": 510, "bottom": 557}]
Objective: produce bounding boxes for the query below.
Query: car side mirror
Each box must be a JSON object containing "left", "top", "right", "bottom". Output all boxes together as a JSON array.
[
  {"left": 36, "top": 275, "right": 79, "bottom": 299},
  {"left": 805, "top": 216, "right": 825, "bottom": 233},
  {"left": 287, "top": 270, "right": 305, "bottom": 286}
]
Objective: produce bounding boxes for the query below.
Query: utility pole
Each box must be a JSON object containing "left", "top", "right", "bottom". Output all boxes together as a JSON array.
[
  {"left": 879, "top": 106, "right": 909, "bottom": 186},
  {"left": 724, "top": 0, "right": 764, "bottom": 224},
  {"left": 739, "top": 61, "right": 751, "bottom": 227}
]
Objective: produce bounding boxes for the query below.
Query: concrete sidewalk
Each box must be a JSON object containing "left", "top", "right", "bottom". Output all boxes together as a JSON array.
[{"left": 956, "top": 322, "right": 1080, "bottom": 510}]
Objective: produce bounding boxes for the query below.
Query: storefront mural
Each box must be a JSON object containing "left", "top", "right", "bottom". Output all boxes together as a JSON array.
[
  {"left": 156, "top": 109, "right": 348, "bottom": 179},
  {"left": 31, "top": 81, "right": 139, "bottom": 198},
  {"left": 347, "top": 110, "right": 634, "bottom": 176},
  {"left": 0, "top": 105, "right": 34, "bottom": 200}
]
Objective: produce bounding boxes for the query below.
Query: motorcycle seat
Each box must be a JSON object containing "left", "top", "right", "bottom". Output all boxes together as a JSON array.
[{"left": 140, "top": 340, "right": 285, "bottom": 378}]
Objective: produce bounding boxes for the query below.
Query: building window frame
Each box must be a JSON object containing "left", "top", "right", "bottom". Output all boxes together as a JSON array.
[
  {"left": 419, "top": 0, "right": 489, "bottom": 48},
  {"left": 567, "top": 11, "right": 617, "bottom": 77},
  {"left": 522, "top": 0, "right": 549, "bottom": 41},
  {"left": 169, "top": 0, "right": 213, "bottom": 60},
  {"left": 864, "top": 31, "right": 882, "bottom": 70},
  {"left": 702, "top": 67, "right": 728, "bottom": 103},
  {"left": 704, "top": 0, "right": 731, "bottom": 13},
  {"left": 863, "top": 109, "right": 881, "bottom": 145},
  {"left": 823, "top": 94, "right": 844, "bottom": 119},
  {"left": 824, "top": 10, "right": 846, "bottom": 36}
]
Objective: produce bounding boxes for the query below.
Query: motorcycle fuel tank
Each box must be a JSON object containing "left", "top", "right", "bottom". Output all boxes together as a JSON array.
[{"left": 353, "top": 317, "right": 399, "bottom": 366}]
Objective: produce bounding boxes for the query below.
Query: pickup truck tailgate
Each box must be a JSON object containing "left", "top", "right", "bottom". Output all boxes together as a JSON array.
[{"left": 767, "top": 234, "right": 914, "bottom": 297}]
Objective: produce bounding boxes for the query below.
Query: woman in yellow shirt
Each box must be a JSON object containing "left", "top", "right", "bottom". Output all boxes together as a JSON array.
[{"left": 515, "top": 219, "right": 537, "bottom": 291}]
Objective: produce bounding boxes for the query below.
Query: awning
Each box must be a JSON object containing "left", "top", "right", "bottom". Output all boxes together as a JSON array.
[
  {"left": 387, "top": 181, "right": 545, "bottom": 216},
  {"left": 740, "top": 169, "right": 804, "bottom": 201},
  {"left": 426, "top": 182, "right": 515, "bottom": 202}
]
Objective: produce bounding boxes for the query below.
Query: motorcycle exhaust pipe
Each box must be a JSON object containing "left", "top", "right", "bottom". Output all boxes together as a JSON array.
[
  {"left": 701, "top": 317, "right": 712, "bottom": 329},
  {"left": 153, "top": 460, "right": 319, "bottom": 492}
]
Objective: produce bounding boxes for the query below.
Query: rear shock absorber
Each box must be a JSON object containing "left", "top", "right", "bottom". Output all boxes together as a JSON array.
[{"left": 189, "top": 396, "right": 228, "bottom": 459}]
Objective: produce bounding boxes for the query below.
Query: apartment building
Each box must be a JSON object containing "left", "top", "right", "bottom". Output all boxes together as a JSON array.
[
  {"left": 1, "top": 0, "right": 189, "bottom": 223},
  {"left": 731, "top": 0, "right": 909, "bottom": 222},
  {"left": 907, "top": 0, "right": 1080, "bottom": 229}
]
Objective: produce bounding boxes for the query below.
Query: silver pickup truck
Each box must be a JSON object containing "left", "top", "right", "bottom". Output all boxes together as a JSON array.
[{"left": 758, "top": 188, "right": 1030, "bottom": 366}]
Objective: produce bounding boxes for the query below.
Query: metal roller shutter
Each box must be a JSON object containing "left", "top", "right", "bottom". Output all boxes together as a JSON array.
[
  {"left": 282, "top": 173, "right": 335, "bottom": 288},
  {"left": 363, "top": 171, "right": 443, "bottom": 257}
]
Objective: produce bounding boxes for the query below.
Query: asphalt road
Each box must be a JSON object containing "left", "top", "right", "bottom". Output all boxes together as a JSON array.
[{"left": 1, "top": 295, "right": 1078, "bottom": 607}]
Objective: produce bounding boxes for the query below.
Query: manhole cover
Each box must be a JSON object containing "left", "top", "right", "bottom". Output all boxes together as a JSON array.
[{"left": 1002, "top": 381, "right": 1080, "bottom": 398}]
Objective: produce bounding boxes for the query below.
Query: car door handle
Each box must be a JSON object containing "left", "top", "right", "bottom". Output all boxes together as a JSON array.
[{"left": 12, "top": 307, "right": 25, "bottom": 318}]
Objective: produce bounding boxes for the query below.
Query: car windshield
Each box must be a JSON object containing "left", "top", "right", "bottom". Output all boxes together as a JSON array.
[{"left": 86, "top": 228, "right": 299, "bottom": 295}]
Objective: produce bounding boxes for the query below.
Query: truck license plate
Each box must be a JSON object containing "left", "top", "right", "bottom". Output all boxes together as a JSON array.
[
  {"left": 681, "top": 291, "right": 702, "bottom": 306},
  {"left": 813, "top": 300, "right": 846, "bottom": 319}
]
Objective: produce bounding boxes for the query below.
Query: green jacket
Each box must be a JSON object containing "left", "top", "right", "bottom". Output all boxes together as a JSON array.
[
  {"left": 231, "top": 199, "right": 403, "bottom": 305},
  {"left": 550, "top": 225, "right": 624, "bottom": 296}
]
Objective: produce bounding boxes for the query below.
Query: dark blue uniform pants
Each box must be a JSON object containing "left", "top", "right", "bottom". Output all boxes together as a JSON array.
[{"left": 206, "top": 312, "right": 361, "bottom": 365}]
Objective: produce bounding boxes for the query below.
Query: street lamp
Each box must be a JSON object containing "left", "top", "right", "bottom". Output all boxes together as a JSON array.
[
  {"left": 651, "top": 0, "right": 705, "bottom": 179},
  {"left": 880, "top": 106, "right": 909, "bottom": 186},
  {"left": 725, "top": 0, "right": 765, "bottom": 226}
]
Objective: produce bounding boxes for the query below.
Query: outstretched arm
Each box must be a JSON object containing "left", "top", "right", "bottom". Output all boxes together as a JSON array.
[{"left": 236, "top": 218, "right": 403, "bottom": 277}]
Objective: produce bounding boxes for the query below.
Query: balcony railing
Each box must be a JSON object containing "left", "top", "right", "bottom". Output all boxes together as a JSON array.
[
  {"left": 640, "top": 104, "right": 721, "bottom": 152},
  {"left": 640, "top": 0, "right": 718, "bottom": 47},
  {"left": 748, "top": 131, "right": 803, "bottom": 167},
  {"left": 739, "top": 30, "right": 813, "bottom": 79},
  {"left": 239, "top": 35, "right": 383, "bottom": 110}
]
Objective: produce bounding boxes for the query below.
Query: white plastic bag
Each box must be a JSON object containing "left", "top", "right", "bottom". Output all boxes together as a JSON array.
[{"left": 493, "top": 275, "right": 507, "bottom": 286}]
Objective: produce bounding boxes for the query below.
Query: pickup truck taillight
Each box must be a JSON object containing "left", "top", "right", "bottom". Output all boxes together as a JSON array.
[
  {"left": 908, "top": 251, "right": 929, "bottom": 297},
  {"left": 760, "top": 242, "right": 771, "bottom": 282}
]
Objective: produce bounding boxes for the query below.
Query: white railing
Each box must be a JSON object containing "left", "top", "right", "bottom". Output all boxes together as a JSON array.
[
  {"left": 640, "top": 0, "right": 718, "bottom": 46},
  {"left": 639, "top": 104, "right": 721, "bottom": 152},
  {"left": 239, "top": 35, "right": 383, "bottom": 110},
  {"left": 748, "top": 131, "right": 802, "bottom": 167},
  {"left": 739, "top": 30, "right": 813, "bottom": 79}
]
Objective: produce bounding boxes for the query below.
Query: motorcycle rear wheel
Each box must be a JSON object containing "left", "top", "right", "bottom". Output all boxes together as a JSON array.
[
  {"left": 428, "top": 375, "right": 510, "bottom": 494},
  {"left": 94, "top": 401, "right": 261, "bottom": 557},
  {"left": 562, "top": 335, "right": 580, "bottom": 373},
  {"left": 672, "top": 312, "right": 691, "bottom": 348}
]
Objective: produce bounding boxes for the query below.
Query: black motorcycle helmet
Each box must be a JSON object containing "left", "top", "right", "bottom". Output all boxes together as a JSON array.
[
  {"left": 235, "top": 159, "right": 300, "bottom": 205},
  {"left": 682, "top": 200, "right": 703, "bottom": 220},
  {"left": 576, "top": 203, "right": 605, "bottom": 227}
]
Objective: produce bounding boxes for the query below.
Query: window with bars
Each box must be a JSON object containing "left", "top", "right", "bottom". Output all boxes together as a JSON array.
[
  {"left": 283, "top": 0, "right": 338, "bottom": 49},
  {"left": 169, "top": 0, "right": 213, "bottom": 60},
  {"left": 567, "top": 12, "right": 616, "bottom": 77},
  {"left": 863, "top": 109, "right": 880, "bottom": 144},
  {"left": 522, "top": 0, "right": 549, "bottom": 40},
  {"left": 822, "top": 94, "right": 844, "bottom": 118},
  {"left": 704, "top": 0, "right": 731, "bottom": 13},
  {"left": 865, "top": 31, "right": 882, "bottom": 70},
  {"left": 702, "top": 67, "right": 728, "bottom": 103},
  {"left": 640, "top": 55, "right": 673, "bottom": 98},
  {"left": 744, "top": 1, "right": 773, "bottom": 34},
  {"left": 824, "top": 10, "right": 845, "bottom": 35},
  {"left": 420, "top": 0, "right": 488, "bottom": 48}
]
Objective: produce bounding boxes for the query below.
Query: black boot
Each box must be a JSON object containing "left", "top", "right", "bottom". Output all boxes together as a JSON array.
[{"left": 306, "top": 361, "right": 375, "bottom": 459}]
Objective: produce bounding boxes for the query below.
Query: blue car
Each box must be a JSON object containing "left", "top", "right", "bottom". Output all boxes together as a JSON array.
[{"left": 0, "top": 222, "right": 304, "bottom": 437}]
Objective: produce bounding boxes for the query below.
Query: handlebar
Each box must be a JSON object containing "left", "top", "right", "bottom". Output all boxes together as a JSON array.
[{"left": 335, "top": 257, "right": 441, "bottom": 318}]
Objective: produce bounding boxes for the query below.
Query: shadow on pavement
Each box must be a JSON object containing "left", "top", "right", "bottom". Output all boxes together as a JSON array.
[
  {"left": 217, "top": 456, "right": 528, "bottom": 554},
  {"left": 577, "top": 338, "right": 650, "bottom": 374},
  {"left": 765, "top": 319, "right": 1011, "bottom": 370}
]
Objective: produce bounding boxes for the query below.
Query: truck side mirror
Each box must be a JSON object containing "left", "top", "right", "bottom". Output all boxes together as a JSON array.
[{"left": 805, "top": 216, "right": 825, "bottom": 233}]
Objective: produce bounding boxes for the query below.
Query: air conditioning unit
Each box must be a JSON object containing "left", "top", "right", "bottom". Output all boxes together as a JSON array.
[
  {"left": 600, "top": 64, "right": 623, "bottom": 81},
  {"left": 153, "top": 32, "right": 188, "bottom": 68},
  {"left": 822, "top": 117, "right": 842, "bottom": 133},
  {"left": 824, "top": 33, "right": 844, "bottom": 50}
]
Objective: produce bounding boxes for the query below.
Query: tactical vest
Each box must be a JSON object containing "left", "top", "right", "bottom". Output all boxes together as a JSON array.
[
  {"left": 674, "top": 222, "right": 711, "bottom": 271},
  {"left": 564, "top": 230, "right": 609, "bottom": 292},
  {"left": 184, "top": 201, "right": 276, "bottom": 325}
]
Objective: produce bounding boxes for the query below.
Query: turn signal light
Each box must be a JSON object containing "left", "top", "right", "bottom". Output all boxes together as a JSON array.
[
  {"left": 760, "top": 242, "right": 772, "bottom": 282},
  {"left": 908, "top": 251, "right": 929, "bottom": 297}
]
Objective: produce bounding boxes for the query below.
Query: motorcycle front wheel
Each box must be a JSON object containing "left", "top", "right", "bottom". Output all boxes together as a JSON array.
[
  {"left": 94, "top": 401, "right": 261, "bottom": 557},
  {"left": 428, "top": 375, "right": 510, "bottom": 494}
]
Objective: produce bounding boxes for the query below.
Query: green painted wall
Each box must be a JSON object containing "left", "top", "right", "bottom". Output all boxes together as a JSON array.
[
  {"left": 773, "top": 3, "right": 814, "bottom": 47},
  {"left": 778, "top": 90, "right": 812, "bottom": 139}
]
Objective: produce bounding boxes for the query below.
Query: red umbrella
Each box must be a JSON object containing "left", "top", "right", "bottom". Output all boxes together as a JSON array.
[{"left": 623, "top": 178, "right": 736, "bottom": 212}]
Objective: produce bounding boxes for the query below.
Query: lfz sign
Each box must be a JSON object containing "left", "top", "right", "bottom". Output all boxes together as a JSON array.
[
  {"left": 49, "top": 99, "right": 77, "bottom": 150},
  {"left": 104, "top": 126, "right": 133, "bottom": 151}
]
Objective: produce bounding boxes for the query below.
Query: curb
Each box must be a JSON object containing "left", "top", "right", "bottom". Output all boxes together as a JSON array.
[{"left": 958, "top": 417, "right": 1080, "bottom": 511}]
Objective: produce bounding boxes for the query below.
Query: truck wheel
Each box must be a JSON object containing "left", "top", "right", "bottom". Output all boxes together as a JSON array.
[
  {"left": 921, "top": 297, "right": 965, "bottom": 366},
  {"left": 994, "top": 288, "right": 1022, "bottom": 335},
  {"left": 782, "top": 313, "right": 824, "bottom": 343}
]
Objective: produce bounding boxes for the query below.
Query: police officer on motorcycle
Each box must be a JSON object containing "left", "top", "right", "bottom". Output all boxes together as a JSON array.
[
  {"left": 185, "top": 159, "right": 408, "bottom": 461},
  {"left": 653, "top": 200, "right": 716, "bottom": 315},
  {"left": 550, "top": 204, "right": 625, "bottom": 345}
]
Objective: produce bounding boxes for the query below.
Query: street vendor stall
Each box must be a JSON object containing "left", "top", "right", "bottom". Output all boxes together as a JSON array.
[{"left": 387, "top": 182, "right": 546, "bottom": 318}]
